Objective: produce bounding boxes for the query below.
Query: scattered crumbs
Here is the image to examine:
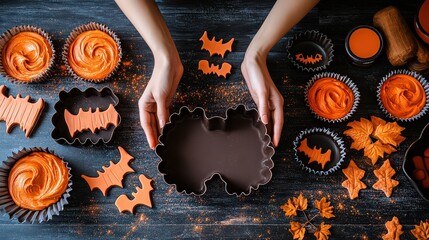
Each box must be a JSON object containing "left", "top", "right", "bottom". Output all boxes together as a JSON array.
[
  {"left": 106, "top": 229, "right": 113, "bottom": 236},
  {"left": 337, "top": 203, "right": 345, "bottom": 211},
  {"left": 193, "top": 225, "right": 203, "bottom": 234},
  {"left": 361, "top": 234, "right": 369, "bottom": 240},
  {"left": 123, "top": 213, "right": 148, "bottom": 239},
  {"left": 252, "top": 217, "right": 262, "bottom": 224}
]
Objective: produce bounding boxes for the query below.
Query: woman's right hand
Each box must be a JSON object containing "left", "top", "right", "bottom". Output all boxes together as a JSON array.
[{"left": 139, "top": 53, "right": 183, "bottom": 149}]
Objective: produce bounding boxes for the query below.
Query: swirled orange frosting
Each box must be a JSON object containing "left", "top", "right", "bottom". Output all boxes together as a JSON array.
[
  {"left": 8, "top": 152, "right": 69, "bottom": 211},
  {"left": 1, "top": 32, "right": 52, "bottom": 82},
  {"left": 380, "top": 74, "right": 426, "bottom": 119},
  {"left": 308, "top": 77, "right": 355, "bottom": 120},
  {"left": 68, "top": 30, "right": 119, "bottom": 81}
]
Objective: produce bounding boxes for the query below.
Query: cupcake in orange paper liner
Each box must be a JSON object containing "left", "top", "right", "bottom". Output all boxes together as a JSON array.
[
  {"left": 305, "top": 72, "right": 360, "bottom": 123},
  {"left": 63, "top": 22, "right": 122, "bottom": 83},
  {"left": 0, "top": 148, "right": 72, "bottom": 223},
  {"left": 377, "top": 69, "right": 429, "bottom": 121},
  {"left": 0, "top": 25, "right": 55, "bottom": 83}
]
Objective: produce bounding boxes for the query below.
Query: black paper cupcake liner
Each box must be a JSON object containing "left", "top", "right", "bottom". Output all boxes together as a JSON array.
[
  {"left": 305, "top": 72, "right": 360, "bottom": 123},
  {"left": 62, "top": 22, "right": 122, "bottom": 83},
  {"left": 0, "top": 147, "right": 72, "bottom": 223},
  {"left": 0, "top": 25, "right": 55, "bottom": 84},
  {"left": 377, "top": 69, "right": 429, "bottom": 122},
  {"left": 156, "top": 105, "right": 275, "bottom": 196},
  {"left": 293, "top": 128, "right": 346, "bottom": 176},
  {"left": 287, "top": 30, "right": 334, "bottom": 72}
]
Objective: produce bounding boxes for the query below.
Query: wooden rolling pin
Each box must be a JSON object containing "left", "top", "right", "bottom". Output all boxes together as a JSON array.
[{"left": 374, "top": 6, "right": 417, "bottom": 66}]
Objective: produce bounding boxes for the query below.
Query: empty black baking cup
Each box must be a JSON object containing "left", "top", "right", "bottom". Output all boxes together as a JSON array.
[
  {"left": 305, "top": 72, "right": 360, "bottom": 123},
  {"left": 293, "top": 128, "right": 346, "bottom": 176},
  {"left": 377, "top": 69, "right": 429, "bottom": 122},
  {"left": 156, "top": 105, "right": 275, "bottom": 196},
  {"left": 0, "top": 147, "right": 72, "bottom": 223},
  {"left": 403, "top": 122, "right": 429, "bottom": 202},
  {"left": 0, "top": 25, "right": 55, "bottom": 84},
  {"left": 287, "top": 30, "right": 334, "bottom": 72},
  {"left": 51, "top": 87, "right": 121, "bottom": 145}
]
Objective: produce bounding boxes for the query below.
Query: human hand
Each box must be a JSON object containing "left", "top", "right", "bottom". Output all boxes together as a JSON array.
[
  {"left": 139, "top": 54, "right": 183, "bottom": 149},
  {"left": 241, "top": 50, "right": 284, "bottom": 147}
]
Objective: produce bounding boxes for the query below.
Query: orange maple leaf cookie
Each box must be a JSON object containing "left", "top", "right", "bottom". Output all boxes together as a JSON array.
[
  {"left": 289, "top": 221, "right": 306, "bottom": 240},
  {"left": 411, "top": 220, "right": 429, "bottom": 240},
  {"left": 382, "top": 216, "right": 403, "bottom": 240},
  {"left": 344, "top": 116, "right": 405, "bottom": 165},
  {"left": 314, "top": 222, "right": 331, "bottom": 240},
  {"left": 315, "top": 197, "right": 335, "bottom": 219},
  {"left": 342, "top": 160, "right": 367, "bottom": 199},
  {"left": 373, "top": 159, "right": 399, "bottom": 197}
]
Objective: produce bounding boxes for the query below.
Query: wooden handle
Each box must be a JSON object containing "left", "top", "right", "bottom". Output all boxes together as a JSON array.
[{"left": 374, "top": 6, "right": 417, "bottom": 66}]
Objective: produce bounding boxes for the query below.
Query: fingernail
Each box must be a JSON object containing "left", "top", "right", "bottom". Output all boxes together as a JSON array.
[
  {"left": 159, "top": 119, "right": 165, "bottom": 128},
  {"left": 261, "top": 114, "right": 269, "bottom": 124}
]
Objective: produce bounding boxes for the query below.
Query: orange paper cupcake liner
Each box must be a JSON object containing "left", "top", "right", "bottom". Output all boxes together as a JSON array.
[
  {"left": 0, "top": 25, "right": 55, "bottom": 84},
  {"left": 62, "top": 22, "right": 122, "bottom": 83}
]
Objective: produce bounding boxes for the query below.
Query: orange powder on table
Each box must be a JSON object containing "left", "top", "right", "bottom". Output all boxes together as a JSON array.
[{"left": 349, "top": 28, "right": 381, "bottom": 59}]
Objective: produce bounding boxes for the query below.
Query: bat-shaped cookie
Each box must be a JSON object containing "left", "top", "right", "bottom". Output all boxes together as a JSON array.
[
  {"left": 64, "top": 104, "right": 119, "bottom": 137},
  {"left": 0, "top": 85, "right": 44, "bottom": 137},
  {"left": 199, "top": 31, "right": 234, "bottom": 58},
  {"left": 198, "top": 60, "right": 232, "bottom": 78},
  {"left": 295, "top": 53, "right": 323, "bottom": 65},
  {"left": 115, "top": 174, "right": 154, "bottom": 213},
  {"left": 81, "top": 146, "right": 134, "bottom": 196},
  {"left": 297, "top": 138, "right": 331, "bottom": 169}
]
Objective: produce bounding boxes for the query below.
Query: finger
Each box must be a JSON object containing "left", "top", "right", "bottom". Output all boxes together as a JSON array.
[
  {"left": 156, "top": 98, "right": 169, "bottom": 130},
  {"left": 258, "top": 98, "right": 270, "bottom": 125},
  {"left": 150, "top": 113, "right": 159, "bottom": 147},
  {"left": 272, "top": 104, "right": 284, "bottom": 147},
  {"left": 139, "top": 106, "right": 157, "bottom": 150}
]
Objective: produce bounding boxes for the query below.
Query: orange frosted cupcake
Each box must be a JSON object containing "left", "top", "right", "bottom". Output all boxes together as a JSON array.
[
  {"left": 0, "top": 148, "right": 72, "bottom": 223},
  {"left": 0, "top": 26, "right": 54, "bottom": 83},
  {"left": 378, "top": 70, "right": 429, "bottom": 121},
  {"left": 63, "top": 22, "right": 121, "bottom": 83},
  {"left": 306, "top": 72, "right": 360, "bottom": 122}
]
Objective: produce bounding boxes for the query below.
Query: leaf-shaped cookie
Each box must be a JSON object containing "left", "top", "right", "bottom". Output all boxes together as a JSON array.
[
  {"left": 293, "top": 193, "right": 308, "bottom": 211},
  {"left": 342, "top": 160, "right": 367, "bottom": 199},
  {"left": 373, "top": 122, "right": 405, "bottom": 147},
  {"left": 373, "top": 159, "right": 399, "bottom": 197},
  {"left": 281, "top": 198, "right": 298, "bottom": 217},
  {"left": 371, "top": 116, "right": 386, "bottom": 129},
  {"left": 343, "top": 118, "right": 373, "bottom": 151},
  {"left": 364, "top": 141, "right": 396, "bottom": 165},
  {"left": 289, "top": 221, "right": 306, "bottom": 240},
  {"left": 382, "top": 216, "right": 403, "bottom": 240},
  {"left": 315, "top": 197, "right": 335, "bottom": 219},
  {"left": 314, "top": 222, "right": 331, "bottom": 240},
  {"left": 412, "top": 220, "right": 429, "bottom": 240}
]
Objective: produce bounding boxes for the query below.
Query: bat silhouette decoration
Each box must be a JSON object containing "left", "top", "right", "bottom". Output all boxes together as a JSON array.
[
  {"left": 64, "top": 104, "right": 119, "bottom": 137},
  {"left": 115, "top": 174, "right": 154, "bottom": 213},
  {"left": 199, "top": 31, "right": 234, "bottom": 58},
  {"left": 295, "top": 53, "right": 323, "bottom": 65},
  {"left": 198, "top": 60, "right": 232, "bottom": 78},
  {"left": 297, "top": 138, "right": 332, "bottom": 169},
  {"left": 0, "top": 85, "right": 44, "bottom": 137},
  {"left": 81, "top": 146, "right": 134, "bottom": 196}
]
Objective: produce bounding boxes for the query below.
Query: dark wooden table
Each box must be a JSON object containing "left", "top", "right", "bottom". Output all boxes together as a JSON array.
[{"left": 1, "top": 0, "right": 429, "bottom": 239}]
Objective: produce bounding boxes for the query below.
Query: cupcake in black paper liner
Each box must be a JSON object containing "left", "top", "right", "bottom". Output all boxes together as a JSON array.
[
  {"left": 287, "top": 30, "right": 334, "bottom": 72},
  {"left": 156, "top": 105, "right": 275, "bottom": 196},
  {"left": 63, "top": 22, "right": 122, "bottom": 83},
  {"left": 0, "top": 25, "right": 55, "bottom": 84},
  {"left": 305, "top": 72, "right": 360, "bottom": 123},
  {"left": 377, "top": 69, "right": 429, "bottom": 122},
  {"left": 293, "top": 128, "right": 346, "bottom": 176},
  {"left": 0, "top": 147, "right": 72, "bottom": 223}
]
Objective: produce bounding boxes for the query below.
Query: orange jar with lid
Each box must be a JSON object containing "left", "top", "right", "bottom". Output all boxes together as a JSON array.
[
  {"left": 415, "top": 0, "right": 429, "bottom": 44},
  {"left": 345, "top": 25, "right": 384, "bottom": 67}
]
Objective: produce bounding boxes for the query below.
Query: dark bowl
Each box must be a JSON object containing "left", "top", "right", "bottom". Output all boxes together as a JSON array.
[
  {"left": 156, "top": 105, "right": 275, "bottom": 196},
  {"left": 51, "top": 87, "right": 121, "bottom": 145},
  {"left": 403, "top": 122, "right": 429, "bottom": 202}
]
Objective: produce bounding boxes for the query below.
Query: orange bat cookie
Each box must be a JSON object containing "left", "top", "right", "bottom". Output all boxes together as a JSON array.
[
  {"left": 81, "top": 146, "right": 134, "bottom": 196},
  {"left": 295, "top": 53, "right": 323, "bottom": 65},
  {"left": 64, "top": 104, "right": 119, "bottom": 137},
  {"left": 198, "top": 60, "right": 232, "bottom": 78},
  {"left": 199, "top": 31, "right": 234, "bottom": 58},
  {"left": 297, "top": 138, "right": 332, "bottom": 169},
  {"left": 0, "top": 85, "right": 44, "bottom": 137},
  {"left": 115, "top": 174, "right": 154, "bottom": 213}
]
